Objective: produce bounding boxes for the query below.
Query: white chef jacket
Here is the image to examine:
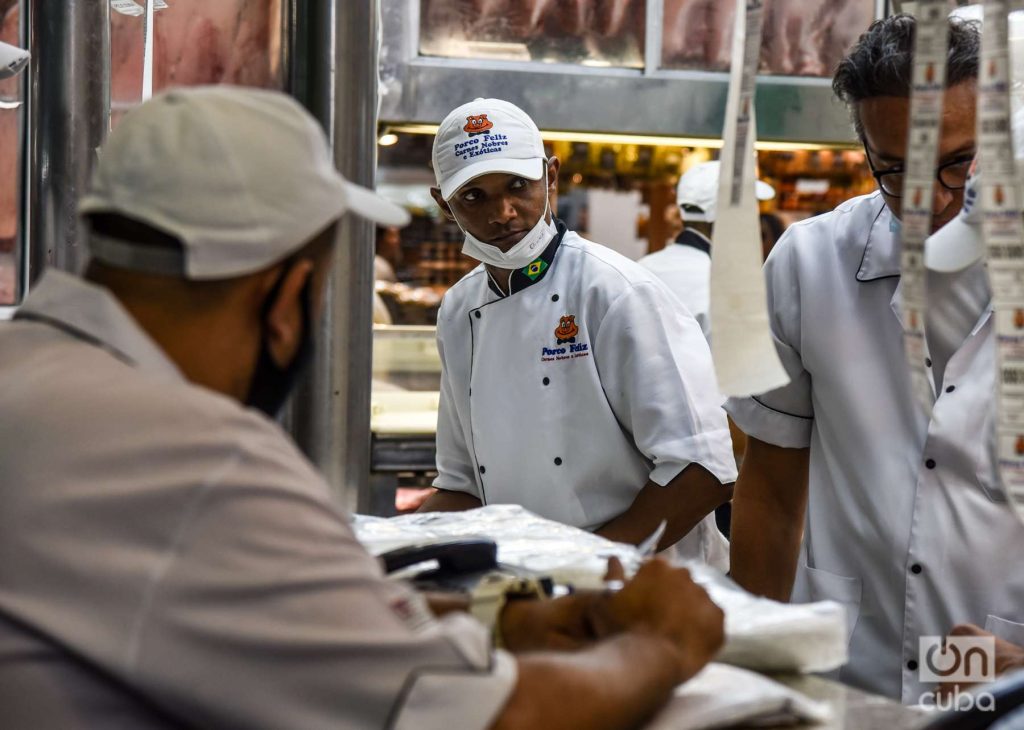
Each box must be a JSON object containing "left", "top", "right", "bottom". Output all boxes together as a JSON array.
[
  {"left": 0, "top": 270, "right": 515, "bottom": 730},
  {"left": 726, "top": 192, "right": 1024, "bottom": 703},
  {"left": 638, "top": 230, "right": 713, "bottom": 341},
  {"left": 434, "top": 223, "right": 737, "bottom": 569}
]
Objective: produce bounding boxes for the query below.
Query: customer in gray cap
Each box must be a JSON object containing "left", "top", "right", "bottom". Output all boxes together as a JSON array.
[{"left": 0, "top": 86, "right": 724, "bottom": 730}]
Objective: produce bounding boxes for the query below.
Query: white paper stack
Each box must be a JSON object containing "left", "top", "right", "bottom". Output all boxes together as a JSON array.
[
  {"left": 354, "top": 504, "right": 848, "bottom": 675},
  {"left": 646, "top": 663, "right": 832, "bottom": 730}
]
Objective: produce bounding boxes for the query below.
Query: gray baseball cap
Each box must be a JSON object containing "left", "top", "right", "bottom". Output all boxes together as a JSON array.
[{"left": 81, "top": 85, "right": 410, "bottom": 280}]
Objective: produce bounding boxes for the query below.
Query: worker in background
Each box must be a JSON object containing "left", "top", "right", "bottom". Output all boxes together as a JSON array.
[
  {"left": 373, "top": 226, "right": 400, "bottom": 324},
  {"left": 759, "top": 212, "right": 786, "bottom": 261},
  {"left": 421, "top": 98, "right": 737, "bottom": 566},
  {"left": 0, "top": 86, "right": 727, "bottom": 729},
  {"left": 375, "top": 224, "right": 402, "bottom": 282},
  {"left": 638, "top": 160, "right": 776, "bottom": 343},
  {"left": 726, "top": 15, "right": 1024, "bottom": 703}
]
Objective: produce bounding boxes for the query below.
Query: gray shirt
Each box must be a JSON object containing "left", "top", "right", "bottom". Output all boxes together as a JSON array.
[{"left": 0, "top": 270, "right": 515, "bottom": 729}]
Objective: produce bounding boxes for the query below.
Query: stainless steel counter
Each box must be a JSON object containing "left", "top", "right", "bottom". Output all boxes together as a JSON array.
[{"left": 774, "top": 675, "right": 928, "bottom": 730}]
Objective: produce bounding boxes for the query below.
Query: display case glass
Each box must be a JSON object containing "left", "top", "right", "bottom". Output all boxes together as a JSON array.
[
  {"left": 4, "top": 0, "right": 287, "bottom": 308},
  {"left": 419, "top": 0, "right": 646, "bottom": 68},
  {"left": 660, "top": 0, "right": 875, "bottom": 76},
  {"left": 371, "top": 325, "right": 441, "bottom": 436},
  {"left": 111, "top": 0, "right": 285, "bottom": 125}
]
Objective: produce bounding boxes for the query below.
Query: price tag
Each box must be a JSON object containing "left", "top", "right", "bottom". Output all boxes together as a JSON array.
[
  {"left": 900, "top": 0, "right": 951, "bottom": 414},
  {"left": 980, "top": 0, "right": 1024, "bottom": 523}
]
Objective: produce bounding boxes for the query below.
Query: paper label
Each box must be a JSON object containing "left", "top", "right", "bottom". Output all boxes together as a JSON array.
[
  {"left": 980, "top": 0, "right": 1024, "bottom": 523},
  {"left": 900, "top": 0, "right": 950, "bottom": 414},
  {"left": 709, "top": 0, "right": 790, "bottom": 397}
]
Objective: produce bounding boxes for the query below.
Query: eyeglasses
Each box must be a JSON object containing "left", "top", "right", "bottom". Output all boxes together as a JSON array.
[{"left": 864, "top": 147, "right": 974, "bottom": 198}]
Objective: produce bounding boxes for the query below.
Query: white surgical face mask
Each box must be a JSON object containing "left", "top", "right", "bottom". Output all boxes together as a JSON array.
[{"left": 452, "top": 165, "right": 557, "bottom": 270}]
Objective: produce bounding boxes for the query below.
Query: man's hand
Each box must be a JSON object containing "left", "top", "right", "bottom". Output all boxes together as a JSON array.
[
  {"left": 500, "top": 591, "right": 602, "bottom": 652},
  {"left": 501, "top": 559, "right": 725, "bottom": 684},
  {"left": 595, "top": 559, "right": 725, "bottom": 682},
  {"left": 491, "top": 560, "right": 725, "bottom": 730},
  {"left": 499, "top": 559, "right": 633, "bottom": 652},
  {"left": 937, "top": 624, "right": 1024, "bottom": 698}
]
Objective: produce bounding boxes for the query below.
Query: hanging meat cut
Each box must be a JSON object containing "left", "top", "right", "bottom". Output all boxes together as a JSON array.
[
  {"left": 663, "top": 0, "right": 871, "bottom": 75},
  {"left": 111, "top": 0, "right": 282, "bottom": 104},
  {"left": 420, "top": 0, "right": 646, "bottom": 66},
  {"left": 0, "top": 1, "right": 283, "bottom": 303}
]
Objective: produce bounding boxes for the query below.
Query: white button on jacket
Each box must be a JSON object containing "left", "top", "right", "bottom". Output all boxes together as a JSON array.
[
  {"left": 726, "top": 192, "right": 1024, "bottom": 703},
  {"left": 435, "top": 227, "right": 737, "bottom": 569}
]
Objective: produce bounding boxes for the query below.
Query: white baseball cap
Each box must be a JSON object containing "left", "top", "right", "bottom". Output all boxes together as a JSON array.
[
  {"left": 80, "top": 85, "right": 410, "bottom": 280},
  {"left": 677, "top": 160, "right": 776, "bottom": 222},
  {"left": 432, "top": 98, "right": 546, "bottom": 201},
  {"left": 925, "top": 165, "right": 983, "bottom": 272}
]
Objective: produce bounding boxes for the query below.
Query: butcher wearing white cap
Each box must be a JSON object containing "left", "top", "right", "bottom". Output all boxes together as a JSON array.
[
  {"left": 0, "top": 86, "right": 730, "bottom": 730},
  {"left": 422, "top": 98, "right": 738, "bottom": 567},
  {"left": 639, "top": 160, "right": 776, "bottom": 342}
]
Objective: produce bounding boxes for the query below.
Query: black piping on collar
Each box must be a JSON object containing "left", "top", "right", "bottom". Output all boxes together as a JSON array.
[
  {"left": 856, "top": 196, "right": 901, "bottom": 283},
  {"left": 486, "top": 219, "right": 567, "bottom": 298}
]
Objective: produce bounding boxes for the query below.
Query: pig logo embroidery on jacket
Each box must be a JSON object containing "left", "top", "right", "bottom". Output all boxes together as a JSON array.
[
  {"left": 555, "top": 315, "right": 579, "bottom": 344},
  {"left": 464, "top": 115, "right": 494, "bottom": 136}
]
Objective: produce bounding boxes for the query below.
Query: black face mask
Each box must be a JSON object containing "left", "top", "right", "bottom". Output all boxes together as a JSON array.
[{"left": 245, "top": 267, "right": 315, "bottom": 418}]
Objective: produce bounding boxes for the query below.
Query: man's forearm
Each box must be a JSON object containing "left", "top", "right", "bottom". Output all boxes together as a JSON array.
[
  {"left": 596, "top": 464, "right": 731, "bottom": 552},
  {"left": 729, "top": 442, "right": 809, "bottom": 601},
  {"left": 492, "top": 633, "right": 683, "bottom": 730},
  {"left": 729, "top": 490, "right": 802, "bottom": 601},
  {"left": 418, "top": 489, "right": 483, "bottom": 513}
]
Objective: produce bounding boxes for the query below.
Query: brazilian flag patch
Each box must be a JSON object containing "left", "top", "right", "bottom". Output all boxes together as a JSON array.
[{"left": 523, "top": 259, "right": 548, "bottom": 281}]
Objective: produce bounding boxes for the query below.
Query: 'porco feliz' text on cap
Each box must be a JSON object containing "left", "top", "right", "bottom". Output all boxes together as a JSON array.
[
  {"left": 80, "top": 85, "right": 410, "bottom": 280},
  {"left": 432, "top": 98, "right": 546, "bottom": 201}
]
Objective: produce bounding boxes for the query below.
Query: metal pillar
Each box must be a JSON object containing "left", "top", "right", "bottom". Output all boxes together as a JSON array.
[
  {"left": 288, "top": 0, "right": 378, "bottom": 514},
  {"left": 24, "top": 0, "right": 110, "bottom": 285}
]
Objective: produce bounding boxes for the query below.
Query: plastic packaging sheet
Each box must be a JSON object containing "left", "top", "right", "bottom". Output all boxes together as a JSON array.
[
  {"left": 645, "top": 663, "right": 832, "bottom": 730},
  {"left": 354, "top": 505, "right": 848, "bottom": 674}
]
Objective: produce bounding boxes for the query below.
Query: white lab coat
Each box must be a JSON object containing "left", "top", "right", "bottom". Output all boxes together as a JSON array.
[
  {"left": 638, "top": 232, "right": 713, "bottom": 341},
  {"left": 726, "top": 192, "right": 1024, "bottom": 703},
  {"left": 435, "top": 226, "right": 737, "bottom": 569}
]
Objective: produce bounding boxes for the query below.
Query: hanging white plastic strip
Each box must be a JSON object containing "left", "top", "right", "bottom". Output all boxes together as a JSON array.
[
  {"left": 709, "top": 0, "right": 789, "bottom": 397},
  {"left": 900, "top": 0, "right": 950, "bottom": 413},
  {"left": 979, "top": 0, "right": 1024, "bottom": 523},
  {"left": 142, "top": 0, "right": 155, "bottom": 101},
  {"left": 110, "top": 0, "right": 167, "bottom": 17}
]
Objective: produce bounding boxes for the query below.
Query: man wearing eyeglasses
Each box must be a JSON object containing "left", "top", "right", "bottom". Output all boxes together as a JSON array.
[{"left": 726, "top": 14, "right": 1024, "bottom": 704}]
